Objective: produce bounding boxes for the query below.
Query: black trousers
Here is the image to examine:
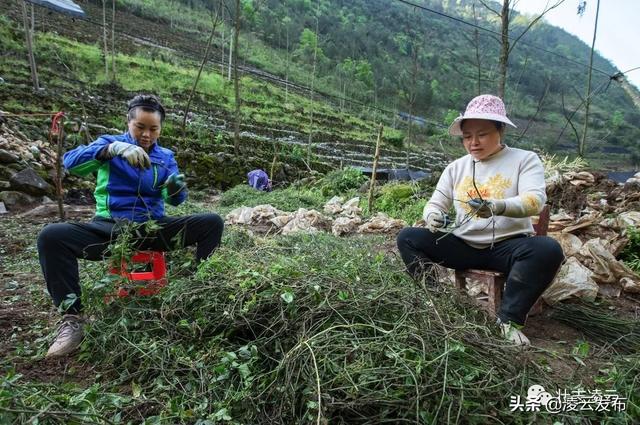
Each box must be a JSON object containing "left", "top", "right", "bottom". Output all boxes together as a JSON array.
[
  {"left": 37, "top": 213, "right": 224, "bottom": 314},
  {"left": 396, "top": 228, "right": 564, "bottom": 325}
]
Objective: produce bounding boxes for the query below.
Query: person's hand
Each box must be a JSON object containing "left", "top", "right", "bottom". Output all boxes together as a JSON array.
[
  {"left": 469, "top": 198, "right": 506, "bottom": 218},
  {"left": 107, "top": 141, "right": 150, "bottom": 169},
  {"left": 425, "top": 211, "right": 448, "bottom": 233},
  {"left": 166, "top": 173, "right": 186, "bottom": 196}
]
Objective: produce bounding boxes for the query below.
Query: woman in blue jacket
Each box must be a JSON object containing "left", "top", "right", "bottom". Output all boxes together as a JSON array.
[{"left": 38, "top": 94, "right": 224, "bottom": 358}]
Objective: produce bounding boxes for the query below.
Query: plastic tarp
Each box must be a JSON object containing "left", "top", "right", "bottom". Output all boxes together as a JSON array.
[
  {"left": 26, "top": 0, "right": 85, "bottom": 17},
  {"left": 357, "top": 167, "right": 430, "bottom": 182},
  {"left": 542, "top": 257, "right": 599, "bottom": 304}
]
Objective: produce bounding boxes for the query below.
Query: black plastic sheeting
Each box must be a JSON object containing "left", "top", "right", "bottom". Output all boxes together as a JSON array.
[
  {"left": 26, "top": 0, "right": 85, "bottom": 17},
  {"left": 357, "top": 167, "right": 430, "bottom": 182},
  {"left": 607, "top": 171, "right": 637, "bottom": 183}
]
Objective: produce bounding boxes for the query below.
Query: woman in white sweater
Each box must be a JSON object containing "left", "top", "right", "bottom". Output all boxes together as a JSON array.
[{"left": 396, "top": 94, "right": 564, "bottom": 345}]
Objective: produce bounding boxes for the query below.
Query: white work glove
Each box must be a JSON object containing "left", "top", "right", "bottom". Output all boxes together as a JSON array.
[
  {"left": 107, "top": 141, "right": 151, "bottom": 169},
  {"left": 425, "top": 211, "right": 447, "bottom": 233},
  {"left": 469, "top": 198, "right": 506, "bottom": 218}
]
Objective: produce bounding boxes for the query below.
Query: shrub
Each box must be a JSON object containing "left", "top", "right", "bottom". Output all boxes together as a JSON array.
[
  {"left": 620, "top": 227, "right": 640, "bottom": 272},
  {"left": 319, "top": 167, "right": 368, "bottom": 197},
  {"left": 374, "top": 182, "right": 426, "bottom": 223},
  {"left": 219, "top": 184, "right": 324, "bottom": 212}
]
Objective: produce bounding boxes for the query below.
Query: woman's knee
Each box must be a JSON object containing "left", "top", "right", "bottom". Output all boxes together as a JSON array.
[
  {"left": 530, "top": 236, "right": 564, "bottom": 265},
  {"left": 203, "top": 213, "right": 224, "bottom": 231},
  {"left": 192, "top": 213, "right": 224, "bottom": 239},
  {"left": 37, "top": 223, "right": 70, "bottom": 252},
  {"left": 396, "top": 227, "right": 418, "bottom": 251}
]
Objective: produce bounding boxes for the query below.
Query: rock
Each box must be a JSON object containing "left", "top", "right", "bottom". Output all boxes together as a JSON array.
[
  {"left": 17, "top": 203, "right": 94, "bottom": 219},
  {"left": 623, "top": 180, "right": 640, "bottom": 192},
  {"left": 332, "top": 216, "right": 362, "bottom": 236},
  {"left": 323, "top": 196, "right": 345, "bottom": 215},
  {"left": 0, "top": 149, "right": 19, "bottom": 163},
  {"left": 0, "top": 202, "right": 6, "bottom": 214},
  {"left": 357, "top": 212, "right": 406, "bottom": 234},
  {"left": 341, "top": 197, "right": 362, "bottom": 217},
  {"left": 621, "top": 277, "right": 640, "bottom": 294},
  {"left": 226, "top": 206, "right": 255, "bottom": 225},
  {"left": 617, "top": 211, "right": 640, "bottom": 228},
  {"left": 9, "top": 167, "right": 52, "bottom": 196},
  {"left": 0, "top": 191, "right": 37, "bottom": 207},
  {"left": 281, "top": 208, "right": 332, "bottom": 235},
  {"left": 0, "top": 165, "right": 13, "bottom": 180}
]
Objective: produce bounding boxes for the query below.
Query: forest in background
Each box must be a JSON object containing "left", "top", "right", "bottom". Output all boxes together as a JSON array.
[{"left": 115, "top": 0, "right": 640, "bottom": 165}]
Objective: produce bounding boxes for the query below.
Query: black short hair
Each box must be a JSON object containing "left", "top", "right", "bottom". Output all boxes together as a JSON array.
[
  {"left": 460, "top": 119, "right": 505, "bottom": 132},
  {"left": 127, "top": 94, "right": 165, "bottom": 122}
]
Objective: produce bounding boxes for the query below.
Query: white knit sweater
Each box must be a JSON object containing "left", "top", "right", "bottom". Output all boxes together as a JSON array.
[{"left": 423, "top": 145, "right": 546, "bottom": 248}]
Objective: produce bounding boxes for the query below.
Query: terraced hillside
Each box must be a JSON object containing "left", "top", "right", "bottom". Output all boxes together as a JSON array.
[{"left": 0, "top": 0, "right": 449, "bottom": 189}]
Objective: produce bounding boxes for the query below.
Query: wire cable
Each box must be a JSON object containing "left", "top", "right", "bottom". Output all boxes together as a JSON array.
[{"left": 393, "top": 0, "right": 612, "bottom": 77}]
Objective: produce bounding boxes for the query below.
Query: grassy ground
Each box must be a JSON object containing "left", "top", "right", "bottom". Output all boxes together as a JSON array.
[{"left": 1, "top": 173, "right": 638, "bottom": 424}]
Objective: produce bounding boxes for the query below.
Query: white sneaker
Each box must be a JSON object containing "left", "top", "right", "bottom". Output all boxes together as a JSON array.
[
  {"left": 499, "top": 321, "right": 531, "bottom": 346},
  {"left": 46, "top": 314, "right": 85, "bottom": 358}
]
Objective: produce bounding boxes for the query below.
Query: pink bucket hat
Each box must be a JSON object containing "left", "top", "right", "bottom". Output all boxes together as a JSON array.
[{"left": 448, "top": 94, "right": 516, "bottom": 136}]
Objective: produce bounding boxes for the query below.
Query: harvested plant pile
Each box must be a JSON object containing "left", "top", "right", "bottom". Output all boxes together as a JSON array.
[
  {"left": 551, "top": 302, "right": 640, "bottom": 354},
  {"left": 9, "top": 230, "right": 633, "bottom": 424}
]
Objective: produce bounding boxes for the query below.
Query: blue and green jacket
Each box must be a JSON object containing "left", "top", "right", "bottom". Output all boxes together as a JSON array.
[{"left": 63, "top": 132, "right": 187, "bottom": 222}]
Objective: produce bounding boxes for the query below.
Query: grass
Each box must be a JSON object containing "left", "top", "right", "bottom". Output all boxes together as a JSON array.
[
  {"left": 219, "top": 184, "right": 325, "bottom": 214},
  {"left": 373, "top": 181, "right": 431, "bottom": 224},
  {"left": 3, "top": 224, "right": 637, "bottom": 424},
  {"left": 1, "top": 180, "right": 639, "bottom": 424},
  {"left": 620, "top": 227, "right": 640, "bottom": 273}
]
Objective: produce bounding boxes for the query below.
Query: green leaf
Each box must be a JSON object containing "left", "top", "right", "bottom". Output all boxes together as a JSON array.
[
  {"left": 572, "top": 356, "right": 586, "bottom": 367},
  {"left": 132, "top": 381, "right": 142, "bottom": 398},
  {"left": 213, "top": 408, "right": 232, "bottom": 421},
  {"left": 237, "top": 363, "right": 251, "bottom": 379},
  {"left": 572, "top": 340, "right": 590, "bottom": 358},
  {"left": 281, "top": 291, "right": 294, "bottom": 304}
]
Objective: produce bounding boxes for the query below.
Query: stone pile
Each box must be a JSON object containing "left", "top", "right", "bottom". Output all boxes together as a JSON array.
[
  {"left": 225, "top": 196, "right": 407, "bottom": 237},
  {"left": 543, "top": 170, "right": 640, "bottom": 303},
  {"left": 0, "top": 123, "right": 56, "bottom": 212}
]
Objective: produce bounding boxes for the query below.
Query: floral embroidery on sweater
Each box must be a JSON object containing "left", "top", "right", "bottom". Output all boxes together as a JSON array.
[
  {"left": 454, "top": 174, "right": 512, "bottom": 215},
  {"left": 521, "top": 193, "right": 541, "bottom": 215}
]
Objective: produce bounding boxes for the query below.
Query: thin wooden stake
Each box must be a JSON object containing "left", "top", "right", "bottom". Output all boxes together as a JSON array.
[
  {"left": 54, "top": 117, "right": 65, "bottom": 221},
  {"left": 22, "top": 0, "right": 39, "bottom": 90},
  {"left": 182, "top": 8, "right": 221, "bottom": 135},
  {"left": 367, "top": 124, "right": 383, "bottom": 214},
  {"left": 269, "top": 146, "right": 279, "bottom": 183}
]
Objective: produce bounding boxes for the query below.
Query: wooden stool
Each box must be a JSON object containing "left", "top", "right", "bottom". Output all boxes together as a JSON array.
[
  {"left": 108, "top": 251, "right": 168, "bottom": 299},
  {"left": 454, "top": 205, "right": 550, "bottom": 317}
]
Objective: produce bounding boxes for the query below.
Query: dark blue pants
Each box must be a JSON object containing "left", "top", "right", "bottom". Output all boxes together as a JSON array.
[
  {"left": 37, "top": 213, "right": 224, "bottom": 314},
  {"left": 396, "top": 228, "right": 564, "bottom": 325}
]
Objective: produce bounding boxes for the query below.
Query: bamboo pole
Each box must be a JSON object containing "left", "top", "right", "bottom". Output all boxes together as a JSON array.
[
  {"left": 102, "top": 0, "right": 109, "bottom": 79},
  {"left": 111, "top": 0, "right": 117, "bottom": 80},
  {"left": 269, "top": 150, "right": 278, "bottom": 183},
  {"left": 182, "top": 8, "right": 220, "bottom": 135},
  {"left": 367, "top": 124, "right": 384, "bottom": 213},
  {"left": 21, "top": 0, "right": 39, "bottom": 90},
  {"left": 232, "top": 0, "right": 241, "bottom": 154},
  {"left": 54, "top": 116, "right": 65, "bottom": 221}
]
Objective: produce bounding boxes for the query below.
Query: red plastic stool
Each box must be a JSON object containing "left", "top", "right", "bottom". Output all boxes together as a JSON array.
[{"left": 108, "top": 251, "right": 167, "bottom": 298}]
